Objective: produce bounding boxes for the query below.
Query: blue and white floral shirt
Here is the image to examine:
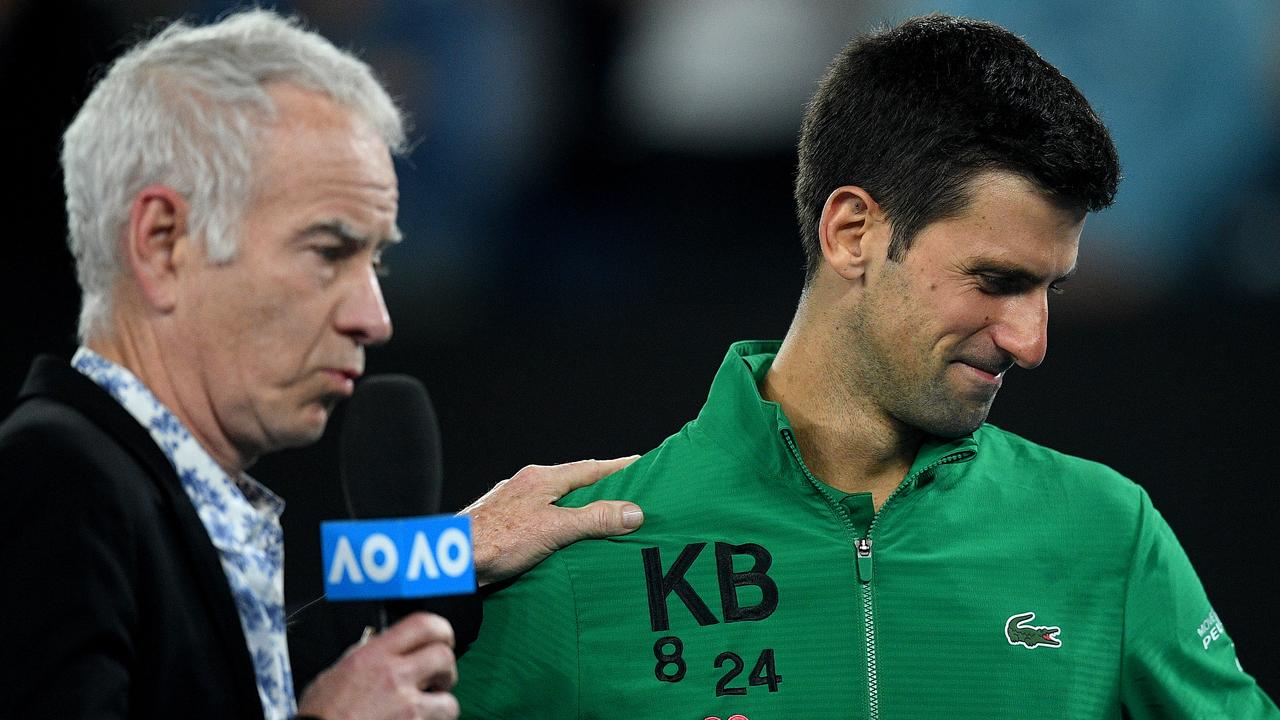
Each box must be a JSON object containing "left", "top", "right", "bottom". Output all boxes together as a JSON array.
[{"left": 73, "top": 348, "right": 296, "bottom": 720}]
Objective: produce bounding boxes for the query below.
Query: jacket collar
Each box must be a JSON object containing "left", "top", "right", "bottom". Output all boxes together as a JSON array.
[
  {"left": 19, "top": 355, "right": 181, "bottom": 488},
  {"left": 691, "top": 341, "right": 978, "bottom": 495}
]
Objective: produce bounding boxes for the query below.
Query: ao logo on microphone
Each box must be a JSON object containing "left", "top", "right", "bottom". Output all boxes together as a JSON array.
[{"left": 321, "top": 515, "right": 475, "bottom": 601}]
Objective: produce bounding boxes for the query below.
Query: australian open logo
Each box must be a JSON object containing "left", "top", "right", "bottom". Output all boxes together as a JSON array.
[{"left": 1005, "top": 612, "right": 1061, "bottom": 649}]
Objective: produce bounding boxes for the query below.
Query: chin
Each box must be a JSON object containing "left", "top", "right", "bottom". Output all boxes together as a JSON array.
[
  {"left": 283, "top": 426, "right": 328, "bottom": 449},
  {"left": 271, "top": 407, "right": 332, "bottom": 450},
  {"left": 898, "top": 384, "right": 993, "bottom": 438},
  {"left": 926, "top": 422, "right": 983, "bottom": 439},
  {"left": 915, "top": 404, "right": 990, "bottom": 438}
]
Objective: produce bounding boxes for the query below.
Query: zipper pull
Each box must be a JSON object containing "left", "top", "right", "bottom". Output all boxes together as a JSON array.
[{"left": 856, "top": 538, "right": 873, "bottom": 583}]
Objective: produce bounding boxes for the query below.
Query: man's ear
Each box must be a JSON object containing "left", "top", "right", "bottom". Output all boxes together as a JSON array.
[
  {"left": 124, "top": 185, "right": 192, "bottom": 313},
  {"left": 817, "top": 185, "right": 887, "bottom": 282}
]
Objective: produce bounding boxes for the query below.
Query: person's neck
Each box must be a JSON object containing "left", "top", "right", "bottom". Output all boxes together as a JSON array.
[
  {"left": 86, "top": 319, "right": 252, "bottom": 477},
  {"left": 761, "top": 304, "right": 922, "bottom": 510}
]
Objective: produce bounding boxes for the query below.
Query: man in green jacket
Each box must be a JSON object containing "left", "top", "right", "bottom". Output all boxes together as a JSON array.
[{"left": 455, "top": 15, "right": 1278, "bottom": 719}]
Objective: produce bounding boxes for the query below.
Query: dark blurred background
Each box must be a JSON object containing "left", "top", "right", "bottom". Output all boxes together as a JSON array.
[{"left": 3, "top": 0, "right": 1277, "bottom": 696}]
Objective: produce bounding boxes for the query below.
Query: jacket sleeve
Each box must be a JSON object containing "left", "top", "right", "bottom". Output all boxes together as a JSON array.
[
  {"left": 1119, "top": 488, "right": 1279, "bottom": 718},
  {"left": 0, "top": 423, "right": 139, "bottom": 719},
  {"left": 455, "top": 550, "right": 581, "bottom": 719}
]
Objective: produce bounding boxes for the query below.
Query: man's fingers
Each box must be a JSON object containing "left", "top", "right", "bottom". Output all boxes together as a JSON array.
[
  {"left": 375, "top": 612, "right": 455, "bottom": 655},
  {"left": 300, "top": 612, "right": 461, "bottom": 720},
  {"left": 552, "top": 455, "right": 641, "bottom": 493},
  {"left": 467, "top": 456, "right": 645, "bottom": 585},
  {"left": 405, "top": 639, "right": 458, "bottom": 692},
  {"left": 566, "top": 500, "right": 645, "bottom": 541},
  {"left": 416, "top": 691, "right": 460, "bottom": 720}
]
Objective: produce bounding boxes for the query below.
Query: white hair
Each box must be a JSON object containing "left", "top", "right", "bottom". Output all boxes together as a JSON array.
[{"left": 61, "top": 8, "right": 406, "bottom": 340}]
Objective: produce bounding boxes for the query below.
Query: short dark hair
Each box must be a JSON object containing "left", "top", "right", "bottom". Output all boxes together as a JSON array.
[{"left": 794, "top": 14, "right": 1120, "bottom": 279}]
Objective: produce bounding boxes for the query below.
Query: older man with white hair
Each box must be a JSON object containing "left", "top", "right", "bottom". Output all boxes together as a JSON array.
[{"left": 0, "top": 9, "right": 642, "bottom": 720}]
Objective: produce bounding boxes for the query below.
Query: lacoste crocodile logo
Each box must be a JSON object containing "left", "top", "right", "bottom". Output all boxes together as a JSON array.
[{"left": 1005, "top": 612, "right": 1061, "bottom": 648}]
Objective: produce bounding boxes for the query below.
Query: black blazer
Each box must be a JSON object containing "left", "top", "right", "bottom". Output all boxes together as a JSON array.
[{"left": 0, "top": 356, "right": 265, "bottom": 719}]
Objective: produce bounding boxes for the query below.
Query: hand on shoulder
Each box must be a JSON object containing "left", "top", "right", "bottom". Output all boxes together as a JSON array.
[{"left": 462, "top": 456, "right": 644, "bottom": 586}]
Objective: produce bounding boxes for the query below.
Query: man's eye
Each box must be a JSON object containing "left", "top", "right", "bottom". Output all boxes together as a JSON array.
[
  {"left": 373, "top": 254, "right": 390, "bottom": 278},
  {"left": 978, "top": 275, "right": 1018, "bottom": 295},
  {"left": 1048, "top": 282, "right": 1065, "bottom": 295},
  {"left": 313, "top": 244, "right": 349, "bottom": 262}
]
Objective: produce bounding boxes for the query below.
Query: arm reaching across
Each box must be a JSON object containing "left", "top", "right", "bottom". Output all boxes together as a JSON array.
[{"left": 461, "top": 456, "right": 643, "bottom": 586}]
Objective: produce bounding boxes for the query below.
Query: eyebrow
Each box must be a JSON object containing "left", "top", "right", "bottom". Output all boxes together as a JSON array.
[
  {"left": 964, "top": 260, "right": 1077, "bottom": 286},
  {"left": 302, "top": 219, "right": 403, "bottom": 250}
]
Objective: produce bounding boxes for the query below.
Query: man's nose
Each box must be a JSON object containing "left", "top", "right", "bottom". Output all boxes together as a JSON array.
[
  {"left": 336, "top": 265, "right": 393, "bottom": 346},
  {"left": 991, "top": 293, "right": 1049, "bottom": 369}
]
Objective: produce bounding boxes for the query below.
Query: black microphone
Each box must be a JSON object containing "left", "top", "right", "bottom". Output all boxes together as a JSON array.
[{"left": 338, "top": 374, "right": 443, "bottom": 627}]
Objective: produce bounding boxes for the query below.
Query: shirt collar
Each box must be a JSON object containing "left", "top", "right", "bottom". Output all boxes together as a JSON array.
[{"left": 70, "top": 347, "right": 285, "bottom": 525}]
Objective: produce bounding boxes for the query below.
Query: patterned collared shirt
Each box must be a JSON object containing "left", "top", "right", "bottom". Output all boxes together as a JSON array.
[{"left": 73, "top": 348, "right": 296, "bottom": 720}]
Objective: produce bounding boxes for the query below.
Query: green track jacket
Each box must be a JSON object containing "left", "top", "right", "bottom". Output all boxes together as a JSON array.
[{"left": 457, "top": 341, "right": 1278, "bottom": 719}]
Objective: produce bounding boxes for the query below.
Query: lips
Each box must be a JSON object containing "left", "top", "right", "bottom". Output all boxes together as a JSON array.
[
  {"left": 955, "top": 356, "right": 1013, "bottom": 379},
  {"left": 321, "top": 367, "right": 363, "bottom": 393},
  {"left": 331, "top": 367, "right": 361, "bottom": 381}
]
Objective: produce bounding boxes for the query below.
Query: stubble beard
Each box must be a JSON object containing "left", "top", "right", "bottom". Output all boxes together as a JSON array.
[
  {"left": 848, "top": 297, "right": 996, "bottom": 440},
  {"left": 899, "top": 364, "right": 996, "bottom": 438}
]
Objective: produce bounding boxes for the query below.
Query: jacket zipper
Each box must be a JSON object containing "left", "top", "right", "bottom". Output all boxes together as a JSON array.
[
  {"left": 854, "top": 536, "right": 879, "bottom": 718},
  {"left": 856, "top": 451, "right": 971, "bottom": 719},
  {"left": 781, "top": 429, "right": 972, "bottom": 720}
]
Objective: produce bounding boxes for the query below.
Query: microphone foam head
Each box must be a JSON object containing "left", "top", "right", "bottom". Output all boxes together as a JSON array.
[{"left": 338, "top": 374, "right": 442, "bottom": 519}]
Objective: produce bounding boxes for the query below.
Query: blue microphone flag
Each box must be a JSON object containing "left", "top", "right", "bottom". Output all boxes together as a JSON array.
[{"left": 321, "top": 515, "right": 475, "bottom": 601}]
